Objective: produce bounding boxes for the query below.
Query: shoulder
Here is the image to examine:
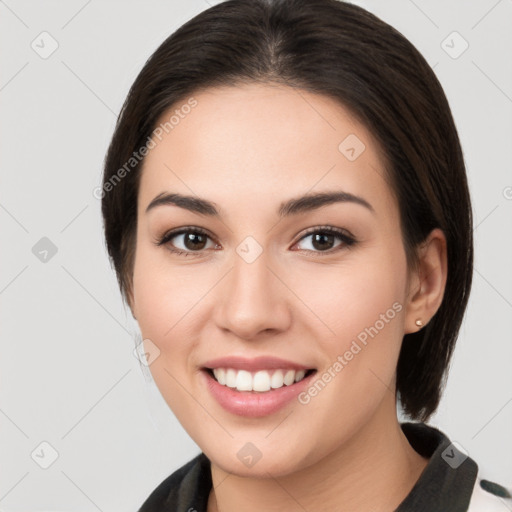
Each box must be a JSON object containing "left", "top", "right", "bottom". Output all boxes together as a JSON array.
[
  {"left": 467, "top": 472, "right": 512, "bottom": 512},
  {"left": 137, "top": 452, "right": 212, "bottom": 512},
  {"left": 397, "top": 422, "right": 511, "bottom": 512}
]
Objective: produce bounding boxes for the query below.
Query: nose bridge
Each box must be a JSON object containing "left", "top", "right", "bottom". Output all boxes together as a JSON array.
[
  {"left": 215, "top": 238, "right": 290, "bottom": 338},
  {"left": 229, "top": 242, "right": 276, "bottom": 308}
]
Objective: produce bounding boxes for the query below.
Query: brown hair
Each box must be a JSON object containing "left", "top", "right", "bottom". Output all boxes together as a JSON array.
[{"left": 101, "top": 0, "right": 473, "bottom": 421}]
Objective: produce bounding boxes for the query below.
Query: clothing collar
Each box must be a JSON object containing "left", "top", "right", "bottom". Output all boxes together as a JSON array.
[
  {"left": 395, "top": 422, "right": 478, "bottom": 511},
  {"left": 141, "top": 422, "right": 478, "bottom": 511}
]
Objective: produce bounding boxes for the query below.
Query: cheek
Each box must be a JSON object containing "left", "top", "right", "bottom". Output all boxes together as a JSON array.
[
  {"left": 132, "top": 249, "right": 203, "bottom": 414},
  {"left": 132, "top": 241, "right": 199, "bottom": 335},
  {"left": 133, "top": 231, "right": 407, "bottom": 355},
  {"left": 131, "top": 242, "right": 221, "bottom": 398},
  {"left": 296, "top": 246, "right": 407, "bottom": 403},
  {"left": 291, "top": 248, "right": 406, "bottom": 344},
  {"left": 293, "top": 260, "right": 406, "bottom": 452}
]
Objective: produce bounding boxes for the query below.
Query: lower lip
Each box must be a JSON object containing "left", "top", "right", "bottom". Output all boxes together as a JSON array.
[{"left": 202, "top": 370, "right": 315, "bottom": 417}]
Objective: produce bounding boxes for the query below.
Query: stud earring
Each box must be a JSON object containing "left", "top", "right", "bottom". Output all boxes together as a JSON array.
[{"left": 415, "top": 319, "right": 423, "bottom": 327}]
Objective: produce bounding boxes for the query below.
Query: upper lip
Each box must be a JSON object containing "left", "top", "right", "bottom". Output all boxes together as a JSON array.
[{"left": 202, "top": 356, "right": 314, "bottom": 372}]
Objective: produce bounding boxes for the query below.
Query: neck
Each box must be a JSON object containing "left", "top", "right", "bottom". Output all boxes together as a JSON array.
[{"left": 207, "top": 397, "right": 428, "bottom": 512}]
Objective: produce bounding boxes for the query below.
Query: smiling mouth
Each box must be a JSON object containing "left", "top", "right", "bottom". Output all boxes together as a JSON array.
[{"left": 204, "top": 367, "right": 317, "bottom": 393}]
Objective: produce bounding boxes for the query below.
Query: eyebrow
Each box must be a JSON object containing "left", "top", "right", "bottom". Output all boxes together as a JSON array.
[{"left": 145, "top": 190, "right": 375, "bottom": 217}]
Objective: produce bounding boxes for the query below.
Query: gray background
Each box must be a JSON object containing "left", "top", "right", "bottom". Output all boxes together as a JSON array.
[{"left": 1, "top": 0, "right": 511, "bottom": 510}]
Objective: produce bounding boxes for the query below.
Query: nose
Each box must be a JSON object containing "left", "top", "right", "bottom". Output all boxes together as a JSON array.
[{"left": 213, "top": 247, "right": 292, "bottom": 340}]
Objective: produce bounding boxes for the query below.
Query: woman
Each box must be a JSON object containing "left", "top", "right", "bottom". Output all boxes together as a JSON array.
[{"left": 100, "top": 0, "right": 511, "bottom": 510}]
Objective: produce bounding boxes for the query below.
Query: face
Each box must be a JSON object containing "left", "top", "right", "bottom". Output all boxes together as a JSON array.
[{"left": 132, "top": 83, "right": 413, "bottom": 477}]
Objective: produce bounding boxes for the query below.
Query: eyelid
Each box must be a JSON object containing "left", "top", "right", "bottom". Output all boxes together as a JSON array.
[
  {"left": 155, "top": 226, "right": 213, "bottom": 247},
  {"left": 155, "top": 224, "right": 356, "bottom": 256},
  {"left": 295, "top": 225, "right": 355, "bottom": 243},
  {"left": 292, "top": 225, "right": 356, "bottom": 253},
  {"left": 155, "top": 226, "right": 219, "bottom": 258}
]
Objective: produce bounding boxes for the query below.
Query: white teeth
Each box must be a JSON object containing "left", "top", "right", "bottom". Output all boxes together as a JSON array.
[
  {"left": 225, "top": 368, "right": 237, "bottom": 388},
  {"left": 270, "top": 370, "right": 284, "bottom": 389},
  {"left": 253, "top": 370, "right": 271, "bottom": 392},
  {"left": 294, "top": 370, "right": 306, "bottom": 382},
  {"left": 212, "top": 368, "right": 226, "bottom": 385},
  {"left": 210, "top": 368, "right": 309, "bottom": 392},
  {"left": 235, "top": 370, "right": 252, "bottom": 391},
  {"left": 283, "top": 369, "right": 295, "bottom": 386}
]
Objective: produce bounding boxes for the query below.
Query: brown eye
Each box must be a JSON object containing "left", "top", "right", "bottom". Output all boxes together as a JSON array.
[
  {"left": 157, "top": 227, "right": 217, "bottom": 256},
  {"left": 295, "top": 227, "right": 356, "bottom": 254},
  {"left": 181, "top": 231, "right": 208, "bottom": 250},
  {"left": 311, "top": 232, "right": 336, "bottom": 251}
]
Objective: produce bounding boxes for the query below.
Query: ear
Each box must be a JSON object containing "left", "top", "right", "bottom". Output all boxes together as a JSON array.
[{"left": 404, "top": 228, "right": 448, "bottom": 334}]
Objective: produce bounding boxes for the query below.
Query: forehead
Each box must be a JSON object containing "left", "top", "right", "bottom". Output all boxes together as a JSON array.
[{"left": 139, "top": 83, "right": 395, "bottom": 217}]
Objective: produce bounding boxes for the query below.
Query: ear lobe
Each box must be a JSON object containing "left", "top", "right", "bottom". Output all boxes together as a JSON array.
[{"left": 404, "top": 228, "right": 448, "bottom": 334}]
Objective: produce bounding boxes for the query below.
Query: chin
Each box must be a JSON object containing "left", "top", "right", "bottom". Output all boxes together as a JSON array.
[{"left": 199, "top": 434, "right": 321, "bottom": 480}]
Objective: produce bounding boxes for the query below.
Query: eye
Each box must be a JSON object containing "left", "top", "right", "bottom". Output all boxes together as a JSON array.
[
  {"left": 155, "top": 225, "right": 356, "bottom": 257},
  {"left": 155, "top": 227, "right": 219, "bottom": 256},
  {"left": 293, "top": 226, "right": 356, "bottom": 254}
]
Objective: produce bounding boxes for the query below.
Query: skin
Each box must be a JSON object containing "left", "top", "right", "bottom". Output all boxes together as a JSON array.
[{"left": 130, "top": 83, "right": 448, "bottom": 511}]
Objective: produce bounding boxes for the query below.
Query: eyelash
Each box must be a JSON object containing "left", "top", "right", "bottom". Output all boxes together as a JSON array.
[{"left": 155, "top": 225, "right": 357, "bottom": 258}]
